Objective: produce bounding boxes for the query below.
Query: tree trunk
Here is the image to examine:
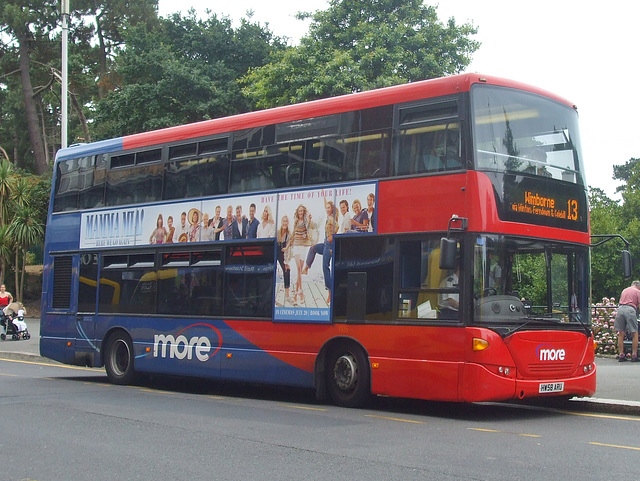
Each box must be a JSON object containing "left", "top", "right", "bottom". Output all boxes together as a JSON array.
[
  {"left": 17, "top": 31, "right": 49, "bottom": 175},
  {"left": 12, "top": 131, "right": 19, "bottom": 167},
  {"left": 71, "top": 92, "right": 92, "bottom": 143},
  {"left": 96, "top": 14, "right": 108, "bottom": 100},
  {"left": 14, "top": 249, "right": 20, "bottom": 301},
  {"left": 19, "top": 248, "right": 26, "bottom": 302},
  {"left": 39, "top": 103, "right": 50, "bottom": 167}
]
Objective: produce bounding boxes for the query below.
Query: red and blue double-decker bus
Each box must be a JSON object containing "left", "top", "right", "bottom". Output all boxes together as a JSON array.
[{"left": 41, "top": 73, "right": 594, "bottom": 406}]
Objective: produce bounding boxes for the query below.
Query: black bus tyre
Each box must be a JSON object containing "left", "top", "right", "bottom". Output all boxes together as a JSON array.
[
  {"left": 326, "top": 342, "right": 370, "bottom": 408},
  {"left": 104, "top": 332, "right": 136, "bottom": 385}
]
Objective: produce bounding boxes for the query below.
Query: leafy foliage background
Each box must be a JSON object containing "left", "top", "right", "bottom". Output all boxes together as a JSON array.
[{"left": 0, "top": 0, "right": 638, "bottom": 305}]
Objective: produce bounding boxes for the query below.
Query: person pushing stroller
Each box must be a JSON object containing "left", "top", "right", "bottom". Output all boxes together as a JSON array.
[{"left": 1, "top": 302, "right": 30, "bottom": 340}]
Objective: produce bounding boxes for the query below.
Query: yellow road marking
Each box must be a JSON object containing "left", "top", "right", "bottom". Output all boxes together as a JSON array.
[
  {"left": 0, "top": 372, "right": 18, "bottom": 377},
  {"left": 135, "top": 387, "right": 177, "bottom": 395},
  {"left": 277, "top": 404, "right": 327, "bottom": 412},
  {"left": 557, "top": 410, "right": 640, "bottom": 422},
  {"left": 5, "top": 357, "right": 638, "bottom": 424},
  {"left": 468, "top": 428, "right": 540, "bottom": 438},
  {"left": 365, "top": 414, "right": 424, "bottom": 424},
  {"left": 590, "top": 442, "right": 640, "bottom": 451},
  {"left": 0, "top": 357, "right": 98, "bottom": 372}
]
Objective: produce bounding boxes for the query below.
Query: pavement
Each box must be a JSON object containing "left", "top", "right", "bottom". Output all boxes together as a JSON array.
[{"left": 2, "top": 318, "right": 640, "bottom": 415}]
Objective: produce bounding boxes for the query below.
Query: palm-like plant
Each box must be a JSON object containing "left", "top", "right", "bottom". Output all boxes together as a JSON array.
[
  {"left": 0, "top": 159, "right": 49, "bottom": 297},
  {"left": 0, "top": 159, "right": 15, "bottom": 228},
  {"left": 8, "top": 204, "right": 44, "bottom": 300},
  {"left": 0, "top": 225, "right": 13, "bottom": 286},
  {"left": 0, "top": 160, "right": 15, "bottom": 284},
  {"left": 11, "top": 175, "right": 32, "bottom": 211}
]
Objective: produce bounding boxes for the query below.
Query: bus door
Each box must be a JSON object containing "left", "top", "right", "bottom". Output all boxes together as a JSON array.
[{"left": 75, "top": 252, "right": 102, "bottom": 364}]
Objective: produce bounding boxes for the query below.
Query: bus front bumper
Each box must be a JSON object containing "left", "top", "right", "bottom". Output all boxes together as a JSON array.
[{"left": 461, "top": 361, "right": 597, "bottom": 402}]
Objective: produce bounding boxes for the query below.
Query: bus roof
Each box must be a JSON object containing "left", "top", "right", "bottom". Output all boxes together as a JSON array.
[{"left": 57, "top": 73, "right": 576, "bottom": 162}]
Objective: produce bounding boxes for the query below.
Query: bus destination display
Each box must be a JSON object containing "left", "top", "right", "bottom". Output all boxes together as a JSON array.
[
  {"left": 510, "top": 190, "right": 579, "bottom": 222},
  {"left": 500, "top": 175, "right": 587, "bottom": 231}
]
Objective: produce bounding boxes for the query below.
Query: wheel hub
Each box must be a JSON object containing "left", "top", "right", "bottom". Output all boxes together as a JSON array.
[
  {"left": 111, "top": 339, "right": 130, "bottom": 376},
  {"left": 333, "top": 354, "right": 358, "bottom": 391}
]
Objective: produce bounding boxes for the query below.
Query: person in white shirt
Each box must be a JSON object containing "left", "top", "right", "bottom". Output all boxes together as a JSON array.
[{"left": 337, "top": 199, "right": 352, "bottom": 234}]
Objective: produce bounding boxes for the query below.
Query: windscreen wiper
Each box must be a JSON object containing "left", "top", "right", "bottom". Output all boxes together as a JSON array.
[{"left": 505, "top": 315, "right": 560, "bottom": 337}]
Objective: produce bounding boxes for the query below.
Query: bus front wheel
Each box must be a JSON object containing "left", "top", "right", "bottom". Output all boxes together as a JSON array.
[
  {"left": 104, "top": 332, "right": 136, "bottom": 385},
  {"left": 326, "top": 342, "right": 370, "bottom": 408}
]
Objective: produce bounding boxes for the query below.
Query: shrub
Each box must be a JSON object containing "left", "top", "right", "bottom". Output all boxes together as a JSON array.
[{"left": 592, "top": 297, "right": 620, "bottom": 356}]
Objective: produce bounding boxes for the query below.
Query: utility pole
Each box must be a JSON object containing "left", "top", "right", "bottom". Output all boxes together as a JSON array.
[{"left": 61, "top": 0, "right": 70, "bottom": 149}]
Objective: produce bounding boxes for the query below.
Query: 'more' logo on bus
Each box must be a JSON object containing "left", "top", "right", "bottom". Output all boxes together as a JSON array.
[
  {"left": 153, "top": 323, "right": 222, "bottom": 362},
  {"left": 536, "top": 343, "right": 566, "bottom": 361}
]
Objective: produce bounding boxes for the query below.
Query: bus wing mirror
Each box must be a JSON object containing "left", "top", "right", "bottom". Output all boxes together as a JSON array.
[
  {"left": 439, "top": 237, "right": 457, "bottom": 270},
  {"left": 591, "top": 234, "right": 632, "bottom": 278},
  {"left": 622, "top": 250, "right": 632, "bottom": 279}
]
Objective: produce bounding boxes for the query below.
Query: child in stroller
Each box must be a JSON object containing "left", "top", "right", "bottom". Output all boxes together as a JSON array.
[{"left": 0, "top": 302, "right": 30, "bottom": 341}]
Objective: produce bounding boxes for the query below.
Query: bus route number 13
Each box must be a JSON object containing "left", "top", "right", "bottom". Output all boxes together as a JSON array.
[{"left": 567, "top": 199, "right": 579, "bottom": 221}]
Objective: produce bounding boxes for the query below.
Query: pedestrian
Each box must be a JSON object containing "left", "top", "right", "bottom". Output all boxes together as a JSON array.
[
  {"left": 0, "top": 284, "right": 13, "bottom": 310},
  {"left": 615, "top": 280, "right": 640, "bottom": 362}
]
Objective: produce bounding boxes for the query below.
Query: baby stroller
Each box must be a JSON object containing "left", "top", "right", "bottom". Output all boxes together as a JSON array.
[{"left": 0, "top": 302, "right": 30, "bottom": 341}]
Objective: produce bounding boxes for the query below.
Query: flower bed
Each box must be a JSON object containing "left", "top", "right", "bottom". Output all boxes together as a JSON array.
[{"left": 592, "top": 297, "right": 620, "bottom": 356}]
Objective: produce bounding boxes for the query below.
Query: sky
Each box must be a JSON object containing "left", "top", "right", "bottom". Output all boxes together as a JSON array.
[{"left": 157, "top": 0, "right": 639, "bottom": 199}]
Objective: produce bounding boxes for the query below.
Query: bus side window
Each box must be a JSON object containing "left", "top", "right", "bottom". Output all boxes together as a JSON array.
[
  {"left": 397, "top": 239, "right": 448, "bottom": 320},
  {"left": 53, "top": 158, "right": 80, "bottom": 212},
  {"left": 395, "top": 98, "right": 461, "bottom": 176},
  {"left": 164, "top": 155, "right": 229, "bottom": 200},
  {"left": 77, "top": 154, "right": 107, "bottom": 210},
  {"left": 79, "top": 253, "right": 99, "bottom": 313},
  {"left": 99, "top": 254, "right": 156, "bottom": 314},
  {"left": 333, "top": 237, "right": 393, "bottom": 322},
  {"left": 343, "top": 129, "right": 391, "bottom": 180},
  {"left": 304, "top": 138, "right": 346, "bottom": 185},
  {"left": 267, "top": 143, "right": 303, "bottom": 189},
  {"left": 396, "top": 123, "right": 462, "bottom": 175},
  {"left": 105, "top": 166, "right": 136, "bottom": 206},
  {"left": 223, "top": 245, "right": 274, "bottom": 318},
  {"left": 229, "top": 156, "right": 276, "bottom": 193}
]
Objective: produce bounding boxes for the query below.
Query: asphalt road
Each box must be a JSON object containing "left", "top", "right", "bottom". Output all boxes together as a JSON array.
[
  {"left": 2, "top": 357, "right": 640, "bottom": 481},
  {"left": 4, "top": 318, "right": 640, "bottom": 413}
]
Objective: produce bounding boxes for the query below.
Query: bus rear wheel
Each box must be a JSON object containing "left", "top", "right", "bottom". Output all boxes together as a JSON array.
[
  {"left": 326, "top": 342, "right": 370, "bottom": 408},
  {"left": 104, "top": 332, "right": 136, "bottom": 385}
]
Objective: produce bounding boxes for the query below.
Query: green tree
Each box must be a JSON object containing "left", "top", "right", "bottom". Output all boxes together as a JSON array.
[
  {"left": 0, "top": 0, "right": 161, "bottom": 165},
  {"left": 0, "top": 225, "right": 13, "bottom": 286},
  {"left": 612, "top": 157, "right": 640, "bottom": 193},
  {"left": 242, "top": 0, "right": 479, "bottom": 108},
  {"left": 8, "top": 203, "right": 44, "bottom": 301},
  {"left": 0, "top": 0, "right": 60, "bottom": 174},
  {"left": 589, "top": 187, "right": 627, "bottom": 300},
  {"left": 93, "top": 12, "right": 285, "bottom": 138},
  {"left": 73, "top": 0, "right": 159, "bottom": 99},
  {"left": 614, "top": 158, "right": 640, "bottom": 226},
  {"left": 613, "top": 159, "right": 640, "bottom": 290},
  {"left": 5, "top": 173, "right": 48, "bottom": 300},
  {"left": 0, "top": 155, "right": 49, "bottom": 292},
  {"left": 0, "top": 159, "right": 15, "bottom": 284}
]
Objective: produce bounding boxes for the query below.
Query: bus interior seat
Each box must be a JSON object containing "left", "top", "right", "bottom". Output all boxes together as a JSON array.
[
  {"left": 421, "top": 154, "right": 442, "bottom": 172},
  {"left": 416, "top": 248, "right": 448, "bottom": 316},
  {"left": 239, "top": 170, "right": 274, "bottom": 192}
]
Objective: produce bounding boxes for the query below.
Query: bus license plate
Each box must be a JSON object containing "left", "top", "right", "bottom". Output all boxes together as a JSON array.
[{"left": 538, "top": 382, "right": 564, "bottom": 393}]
